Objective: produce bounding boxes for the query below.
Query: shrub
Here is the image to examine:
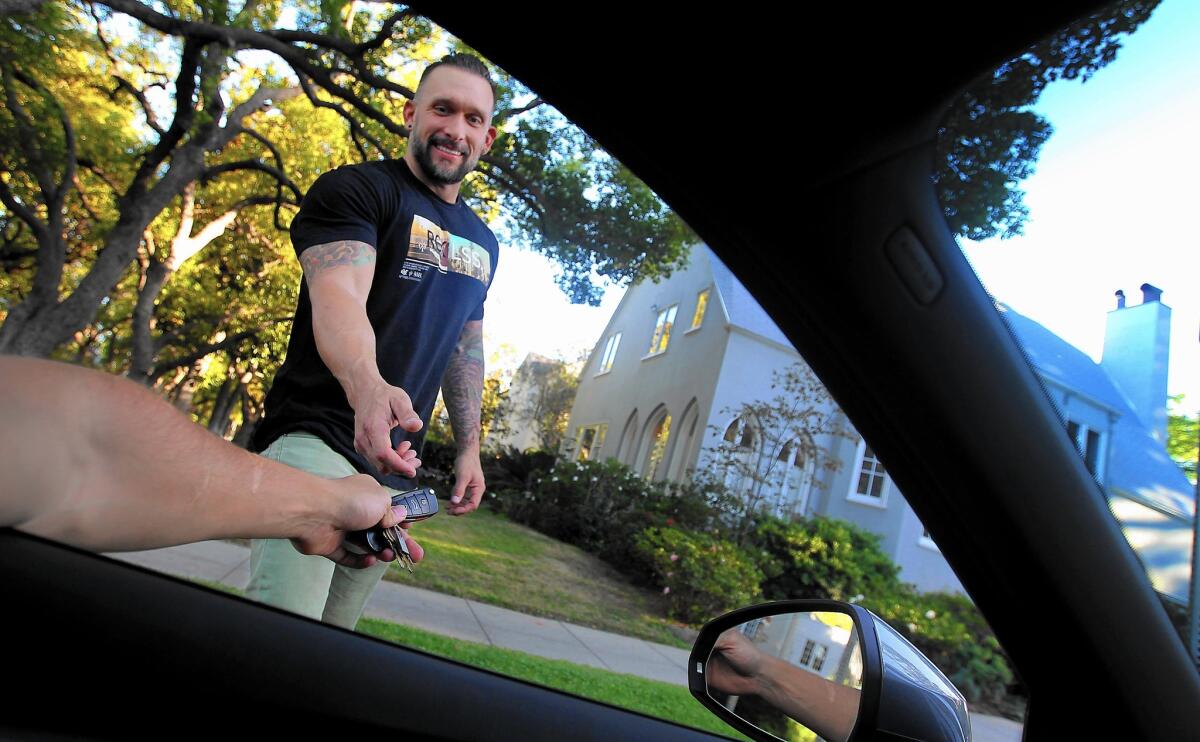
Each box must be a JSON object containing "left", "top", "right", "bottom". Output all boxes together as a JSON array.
[
  {"left": 416, "top": 437, "right": 457, "bottom": 490},
  {"left": 479, "top": 445, "right": 558, "bottom": 513},
  {"left": 635, "top": 526, "right": 763, "bottom": 625},
  {"left": 485, "top": 457, "right": 729, "bottom": 580},
  {"left": 749, "top": 514, "right": 902, "bottom": 602}
]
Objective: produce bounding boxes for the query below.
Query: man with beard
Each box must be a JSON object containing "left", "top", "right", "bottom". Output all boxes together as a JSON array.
[{"left": 246, "top": 54, "right": 499, "bottom": 628}]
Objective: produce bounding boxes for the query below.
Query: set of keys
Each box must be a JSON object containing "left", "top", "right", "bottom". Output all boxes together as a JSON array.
[{"left": 347, "top": 486, "right": 439, "bottom": 572}]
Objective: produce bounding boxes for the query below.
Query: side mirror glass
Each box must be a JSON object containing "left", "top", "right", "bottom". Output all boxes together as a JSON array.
[
  {"left": 703, "top": 610, "right": 863, "bottom": 741},
  {"left": 689, "top": 600, "right": 972, "bottom": 742}
]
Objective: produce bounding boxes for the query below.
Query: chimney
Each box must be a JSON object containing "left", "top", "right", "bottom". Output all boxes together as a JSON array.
[{"left": 1101, "top": 284, "right": 1171, "bottom": 444}]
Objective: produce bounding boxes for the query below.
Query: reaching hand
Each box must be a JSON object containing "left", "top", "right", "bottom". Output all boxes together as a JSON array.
[
  {"left": 448, "top": 451, "right": 485, "bottom": 515},
  {"left": 351, "top": 382, "right": 423, "bottom": 477}
]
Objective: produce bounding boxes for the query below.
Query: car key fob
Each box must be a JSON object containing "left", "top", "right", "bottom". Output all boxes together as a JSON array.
[{"left": 345, "top": 487, "right": 438, "bottom": 555}]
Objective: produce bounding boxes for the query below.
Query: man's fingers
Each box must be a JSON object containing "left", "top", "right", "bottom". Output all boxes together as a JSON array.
[
  {"left": 389, "top": 395, "right": 422, "bottom": 433},
  {"left": 380, "top": 504, "right": 407, "bottom": 529},
  {"left": 449, "top": 476, "right": 468, "bottom": 507},
  {"left": 404, "top": 532, "right": 424, "bottom": 563}
]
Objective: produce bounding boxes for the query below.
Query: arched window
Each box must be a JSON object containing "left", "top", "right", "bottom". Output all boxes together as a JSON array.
[
  {"left": 770, "top": 439, "right": 816, "bottom": 519},
  {"left": 722, "top": 416, "right": 758, "bottom": 493},
  {"left": 640, "top": 407, "right": 672, "bottom": 480}
]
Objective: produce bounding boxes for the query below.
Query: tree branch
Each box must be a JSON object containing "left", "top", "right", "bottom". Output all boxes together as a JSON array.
[
  {"left": 0, "top": 176, "right": 46, "bottom": 238},
  {"left": 90, "top": 3, "right": 167, "bottom": 134},
  {"left": 151, "top": 329, "right": 258, "bottom": 379},
  {"left": 298, "top": 73, "right": 387, "bottom": 157},
  {"left": 200, "top": 158, "right": 301, "bottom": 202},
  {"left": 98, "top": 0, "right": 411, "bottom": 138},
  {"left": 0, "top": 63, "right": 56, "bottom": 200},
  {"left": 125, "top": 36, "right": 202, "bottom": 202},
  {"left": 495, "top": 97, "right": 544, "bottom": 124},
  {"left": 8, "top": 67, "right": 78, "bottom": 214},
  {"left": 213, "top": 85, "right": 302, "bottom": 149}
]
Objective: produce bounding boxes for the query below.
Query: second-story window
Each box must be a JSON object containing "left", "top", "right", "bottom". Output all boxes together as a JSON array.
[
  {"left": 1066, "top": 419, "right": 1106, "bottom": 480},
  {"left": 597, "top": 332, "right": 621, "bottom": 374},
  {"left": 647, "top": 304, "right": 678, "bottom": 356},
  {"left": 690, "top": 288, "right": 710, "bottom": 330}
]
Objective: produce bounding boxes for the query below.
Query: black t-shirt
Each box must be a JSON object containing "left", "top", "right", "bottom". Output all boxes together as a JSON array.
[{"left": 252, "top": 159, "right": 499, "bottom": 488}]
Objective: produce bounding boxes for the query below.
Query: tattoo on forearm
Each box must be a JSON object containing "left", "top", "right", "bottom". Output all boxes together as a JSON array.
[
  {"left": 299, "top": 240, "right": 376, "bottom": 274},
  {"left": 442, "top": 320, "right": 484, "bottom": 451}
]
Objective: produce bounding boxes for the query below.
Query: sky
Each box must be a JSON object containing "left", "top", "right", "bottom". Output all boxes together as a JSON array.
[
  {"left": 958, "top": 0, "right": 1200, "bottom": 413},
  {"left": 484, "top": 0, "right": 1200, "bottom": 413}
]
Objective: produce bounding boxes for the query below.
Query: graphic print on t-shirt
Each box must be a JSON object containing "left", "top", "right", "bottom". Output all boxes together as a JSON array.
[{"left": 402, "top": 214, "right": 492, "bottom": 285}]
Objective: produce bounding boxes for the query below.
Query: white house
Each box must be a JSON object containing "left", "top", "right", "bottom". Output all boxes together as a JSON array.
[{"left": 565, "top": 246, "right": 1195, "bottom": 600}]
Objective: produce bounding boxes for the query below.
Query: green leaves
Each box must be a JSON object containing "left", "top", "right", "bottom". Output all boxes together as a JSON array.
[{"left": 1167, "top": 394, "right": 1197, "bottom": 484}]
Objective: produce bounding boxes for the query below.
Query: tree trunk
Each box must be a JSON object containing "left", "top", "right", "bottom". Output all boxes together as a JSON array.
[
  {"left": 207, "top": 375, "right": 242, "bottom": 437},
  {"left": 232, "top": 386, "right": 263, "bottom": 450}
]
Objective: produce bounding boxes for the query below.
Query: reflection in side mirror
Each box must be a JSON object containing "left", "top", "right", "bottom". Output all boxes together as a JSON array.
[
  {"left": 704, "top": 611, "right": 862, "bottom": 741},
  {"left": 689, "top": 600, "right": 973, "bottom": 742}
]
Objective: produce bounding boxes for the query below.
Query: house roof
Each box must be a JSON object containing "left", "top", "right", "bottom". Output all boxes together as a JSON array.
[
  {"left": 706, "top": 248, "right": 795, "bottom": 348},
  {"left": 998, "top": 303, "right": 1194, "bottom": 520}
]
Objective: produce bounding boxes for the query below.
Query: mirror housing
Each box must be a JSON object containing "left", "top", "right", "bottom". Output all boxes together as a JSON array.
[{"left": 688, "top": 600, "right": 972, "bottom": 742}]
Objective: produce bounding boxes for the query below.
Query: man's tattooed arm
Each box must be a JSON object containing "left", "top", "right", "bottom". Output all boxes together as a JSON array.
[
  {"left": 299, "top": 240, "right": 377, "bottom": 275},
  {"left": 442, "top": 320, "right": 485, "bottom": 453},
  {"left": 302, "top": 239, "right": 423, "bottom": 477}
]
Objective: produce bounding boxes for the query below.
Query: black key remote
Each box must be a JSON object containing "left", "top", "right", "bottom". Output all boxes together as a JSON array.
[{"left": 346, "top": 487, "right": 439, "bottom": 554}]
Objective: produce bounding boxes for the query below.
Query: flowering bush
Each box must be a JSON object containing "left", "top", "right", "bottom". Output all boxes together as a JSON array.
[
  {"left": 486, "top": 456, "right": 730, "bottom": 581},
  {"left": 634, "top": 527, "right": 763, "bottom": 625}
]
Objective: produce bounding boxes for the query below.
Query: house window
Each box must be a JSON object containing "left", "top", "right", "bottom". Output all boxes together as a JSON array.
[
  {"left": 919, "top": 527, "right": 939, "bottom": 551},
  {"left": 771, "top": 440, "right": 814, "bottom": 519},
  {"left": 1066, "top": 419, "right": 1106, "bottom": 481},
  {"left": 596, "top": 332, "right": 621, "bottom": 375},
  {"left": 576, "top": 423, "right": 607, "bottom": 461},
  {"left": 646, "top": 304, "right": 678, "bottom": 356},
  {"left": 799, "top": 640, "right": 829, "bottom": 672},
  {"left": 643, "top": 413, "right": 672, "bottom": 479},
  {"left": 722, "top": 416, "right": 756, "bottom": 492},
  {"left": 689, "top": 288, "right": 710, "bottom": 330},
  {"left": 847, "top": 438, "right": 889, "bottom": 507}
]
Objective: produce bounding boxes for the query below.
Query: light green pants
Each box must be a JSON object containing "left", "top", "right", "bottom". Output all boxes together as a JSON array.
[{"left": 245, "top": 432, "right": 392, "bottom": 629}]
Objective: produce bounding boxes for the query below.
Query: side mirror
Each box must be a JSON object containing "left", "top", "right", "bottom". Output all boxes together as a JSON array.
[{"left": 688, "top": 600, "right": 972, "bottom": 742}]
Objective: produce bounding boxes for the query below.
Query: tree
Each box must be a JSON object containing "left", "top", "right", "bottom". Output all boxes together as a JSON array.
[
  {"left": 704, "top": 362, "right": 850, "bottom": 542},
  {"left": 1167, "top": 394, "right": 1198, "bottom": 485},
  {"left": 935, "top": 0, "right": 1160, "bottom": 241},
  {"left": 504, "top": 354, "right": 580, "bottom": 452}
]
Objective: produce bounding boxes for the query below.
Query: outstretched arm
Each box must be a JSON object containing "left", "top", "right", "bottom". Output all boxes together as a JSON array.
[
  {"left": 301, "top": 240, "right": 422, "bottom": 478},
  {"left": 0, "top": 356, "right": 419, "bottom": 568},
  {"left": 440, "top": 319, "right": 485, "bottom": 514}
]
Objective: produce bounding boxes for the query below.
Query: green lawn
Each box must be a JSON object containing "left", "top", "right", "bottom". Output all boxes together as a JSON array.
[
  {"left": 357, "top": 616, "right": 745, "bottom": 740},
  {"left": 387, "top": 507, "right": 691, "bottom": 647},
  {"left": 184, "top": 578, "right": 739, "bottom": 739}
]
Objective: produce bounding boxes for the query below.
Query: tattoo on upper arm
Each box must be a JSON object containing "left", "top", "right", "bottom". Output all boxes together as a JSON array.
[
  {"left": 299, "top": 240, "right": 376, "bottom": 274},
  {"left": 442, "top": 321, "right": 485, "bottom": 450}
]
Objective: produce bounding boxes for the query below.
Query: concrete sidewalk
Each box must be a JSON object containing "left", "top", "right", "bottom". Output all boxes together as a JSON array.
[{"left": 108, "top": 541, "right": 1021, "bottom": 741}]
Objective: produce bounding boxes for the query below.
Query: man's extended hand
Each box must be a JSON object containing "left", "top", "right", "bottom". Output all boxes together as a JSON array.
[
  {"left": 291, "top": 474, "right": 426, "bottom": 569},
  {"left": 707, "top": 628, "right": 769, "bottom": 698},
  {"left": 350, "top": 381, "right": 424, "bottom": 477},
  {"left": 449, "top": 451, "right": 485, "bottom": 515}
]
